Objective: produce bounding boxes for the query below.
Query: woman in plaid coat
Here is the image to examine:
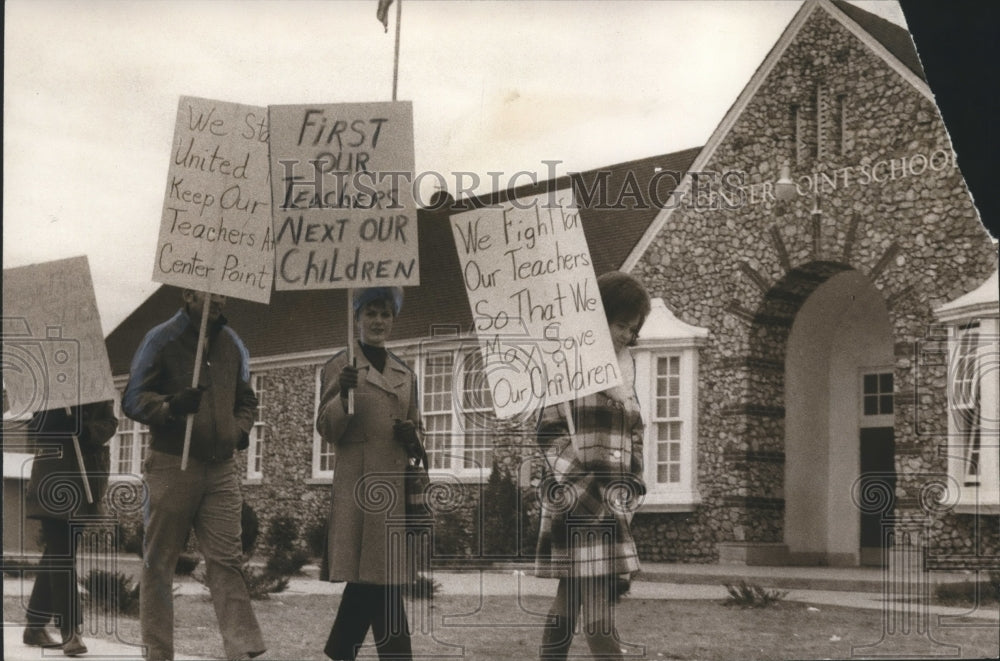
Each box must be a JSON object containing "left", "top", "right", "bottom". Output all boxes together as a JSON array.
[{"left": 535, "top": 271, "right": 650, "bottom": 661}]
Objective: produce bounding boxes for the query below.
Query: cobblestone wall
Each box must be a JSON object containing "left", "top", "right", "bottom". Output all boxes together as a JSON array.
[{"left": 632, "top": 9, "right": 997, "bottom": 562}]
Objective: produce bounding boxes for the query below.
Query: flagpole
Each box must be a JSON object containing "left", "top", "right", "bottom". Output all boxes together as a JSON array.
[{"left": 392, "top": 0, "right": 402, "bottom": 101}]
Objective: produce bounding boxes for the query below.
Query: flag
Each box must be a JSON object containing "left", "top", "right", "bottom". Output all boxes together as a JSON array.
[{"left": 377, "top": 0, "right": 393, "bottom": 32}]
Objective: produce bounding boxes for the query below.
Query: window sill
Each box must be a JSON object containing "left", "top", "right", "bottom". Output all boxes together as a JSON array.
[
  {"left": 243, "top": 477, "right": 263, "bottom": 486},
  {"left": 638, "top": 489, "right": 702, "bottom": 513},
  {"left": 954, "top": 497, "right": 1000, "bottom": 515},
  {"left": 306, "top": 476, "right": 333, "bottom": 485},
  {"left": 428, "top": 469, "right": 490, "bottom": 484},
  {"left": 109, "top": 473, "right": 143, "bottom": 482}
]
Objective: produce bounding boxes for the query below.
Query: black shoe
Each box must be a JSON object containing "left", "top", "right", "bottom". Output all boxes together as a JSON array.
[
  {"left": 61, "top": 631, "right": 88, "bottom": 657},
  {"left": 23, "top": 627, "right": 61, "bottom": 647}
]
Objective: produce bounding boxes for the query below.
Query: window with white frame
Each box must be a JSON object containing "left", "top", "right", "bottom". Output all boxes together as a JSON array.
[
  {"left": 862, "top": 372, "right": 894, "bottom": 417},
  {"left": 951, "top": 323, "right": 982, "bottom": 487},
  {"left": 246, "top": 373, "right": 267, "bottom": 481},
  {"left": 310, "top": 346, "right": 499, "bottom": 479},
  {"left": 422, "top": 349, "right": 455, "bottom": 469},
  {"left": 859, "top": 370, "right": 894, "bottom": 429},
  {"left": 419, "top": 344, "right": 496, "bottom": 474},
  {"left": 313, "top": 365, "right": 336, "bottom": 479},
  {"left": 652, "top": 355, "right": 683, "bottom": 486},
  {"left": 630, "top": 297, "right": 707, "bottom": 511},
  {"left": 111, "top": 399, "right": 150, "bottom": 478},
  {"left": 939, "top": 315, "right": 999, "bottom": 512}
]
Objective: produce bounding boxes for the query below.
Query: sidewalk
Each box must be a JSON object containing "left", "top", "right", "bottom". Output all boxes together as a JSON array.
[{"left": 5, "top": 563, "right": 997, "bottom": 660}]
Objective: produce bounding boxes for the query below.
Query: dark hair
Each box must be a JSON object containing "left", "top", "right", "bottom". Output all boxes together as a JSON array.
[
  {"left": 597, "top": 271, "right": 651, "bottom": 327},
  {"left": 352, "top": 287, "right": 404, "bottom": 317}
]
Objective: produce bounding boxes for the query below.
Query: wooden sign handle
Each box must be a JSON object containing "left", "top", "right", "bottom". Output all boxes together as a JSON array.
[
  {"left": 180, "top": 294, "right": 210, "bottom": 470},
  {"left": 347, "top": 290, "right": 355, "bottom": 415},
  {"left": 66, "top": 406, "right": 94, "bottom": 504}
]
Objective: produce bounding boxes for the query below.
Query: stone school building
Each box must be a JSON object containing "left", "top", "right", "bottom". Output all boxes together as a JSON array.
[{"left": 97, "top": 0, "right": 997, "bottom": 567}]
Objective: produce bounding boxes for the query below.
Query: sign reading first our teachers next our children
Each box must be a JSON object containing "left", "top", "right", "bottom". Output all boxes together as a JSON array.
[
  {"left": 153, "top": 96, "right": 274, "bottom": 303},
  {"left": 450, "top": 190, "right": 620, "bottom": 420},
  {"left": 267, "top": 101, "right": 418, "bottom": 289}
]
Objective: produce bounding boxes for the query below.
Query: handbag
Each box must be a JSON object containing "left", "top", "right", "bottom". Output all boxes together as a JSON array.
[{"left": 405, "top": 453, "right": 432, "bottom": 524}]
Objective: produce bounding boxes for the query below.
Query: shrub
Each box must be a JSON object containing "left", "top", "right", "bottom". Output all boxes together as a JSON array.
[
  {"left": 265, "top": 548, "right": 311, "bottom": 576},
  {"left": 434, "top": 509, "right": 472, "bottom": 558},
  {"left": 241, "top": 502, "right": 260, "bottom": 558},
  {"left": 117, "top": 520, "right": 144, "bottom": 557},
  {"left": 483, "top": 461, "right": 521, "bottom": 557},
  {"left": 305, "top": 519, "right": 328, "bottom": 559},
  {"left": 934, "top": 577, "right": 1000, "bottom": 605},
  {"left": 261, "top": 513, "right": 309, "bottom": 576},
  {"left": 264, "top": 514, "right": 299, "bottom": 556},
  {"left": 174, "top": 552, "right": 201, "bottom": 576},
  {"left": 243, "top": 564, "right": 290, "bottom": 600},
  {"left": 2, "top": 557, "right": 39, "bottom": 577},
  {"left": 400, "top": 572, "right": 440, "bottom": 600},
  {"left": 82, "top": 569, "right": 141, "bottom": 616},
  {"left": 723, "top": 580, "right": 787, "bottom": 608}
]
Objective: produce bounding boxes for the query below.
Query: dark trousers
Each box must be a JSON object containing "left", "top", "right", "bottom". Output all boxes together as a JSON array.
[
  {"left": 324, "top": 582, "right": 412, "bottom": 660},
  {"left": 26, "top": 518, "right": 80, "bottom": 636},
  {"left": 541, "top": 576, "right": 623, "bottom": 661}
]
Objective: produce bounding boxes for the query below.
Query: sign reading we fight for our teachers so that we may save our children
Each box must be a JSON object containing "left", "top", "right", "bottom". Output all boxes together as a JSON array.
[
  {"left": 450, "top": 191, "right": 620, "bottom": 420},
  {"left": 153, "top": 96, "right": 274, "bottom": 303},
  {"left": 268, "top": 101, "right": 418, "bottom": 290}
]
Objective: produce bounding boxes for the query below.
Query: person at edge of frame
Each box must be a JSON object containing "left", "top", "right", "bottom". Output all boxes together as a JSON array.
[
  {"left": 121, "top": 288, "right": 265, "bottom": 661},
  {"left": 316, "top": 286, "right": 425, "bottom": 661},
  {"left": 23, "top": 400, "right": 118, "bottom": 656},
  {"left": 534, "top": 270, "right": 650, "bottom": 661}
]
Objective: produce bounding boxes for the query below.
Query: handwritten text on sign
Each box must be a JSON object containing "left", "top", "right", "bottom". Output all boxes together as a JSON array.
[
  {"left": 450, "top": 191, "right": 620, "bottom": 419},
  {"left": 153, "top": 96, "right": 274, "bottom": 303},
  {"left": 2, "top": 256, "right": 118, "bottom": 414},
  {"left": 268, "top": 102, "right": 418, "bottom": 290}
]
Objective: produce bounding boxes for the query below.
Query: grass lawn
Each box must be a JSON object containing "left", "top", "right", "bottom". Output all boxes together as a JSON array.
[{"left": 5, "top": 592, "right": 998, "bottom": 660}]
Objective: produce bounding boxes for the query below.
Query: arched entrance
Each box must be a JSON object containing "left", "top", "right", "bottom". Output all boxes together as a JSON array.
[{"left": 783, "top": 269, "right": 894, "bottom": 566}]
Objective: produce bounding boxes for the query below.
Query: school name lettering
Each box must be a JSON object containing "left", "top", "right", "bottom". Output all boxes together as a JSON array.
[{"left": 739, "top": 148, "right": 956, "bottom": 207}]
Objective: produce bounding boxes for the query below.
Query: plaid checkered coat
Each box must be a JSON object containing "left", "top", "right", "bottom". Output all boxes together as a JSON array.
[{"left": 534, "top": 386, "right": 645, "bottom": 580}]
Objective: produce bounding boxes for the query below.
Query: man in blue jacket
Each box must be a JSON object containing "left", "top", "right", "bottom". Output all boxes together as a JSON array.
[{"left": 123, "top": 288, "right": 264, "bottom": 661}]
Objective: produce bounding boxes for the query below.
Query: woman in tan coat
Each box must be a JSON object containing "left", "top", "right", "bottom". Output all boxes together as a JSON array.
[{"left": 316, "top": 287, "right": 421, "bottom": 661}]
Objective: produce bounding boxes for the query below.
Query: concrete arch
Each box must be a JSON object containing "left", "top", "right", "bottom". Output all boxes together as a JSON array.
[{"left": 782, "top": 268, "right": 894, "bottom": 565}]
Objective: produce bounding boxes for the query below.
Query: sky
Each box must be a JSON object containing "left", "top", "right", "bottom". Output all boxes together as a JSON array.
[{"left": 5, "top": 0, "right": 912, "bottom": 334}]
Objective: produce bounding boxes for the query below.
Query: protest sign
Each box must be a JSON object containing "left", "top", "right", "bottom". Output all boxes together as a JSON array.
[
  {"left": 2, "top": 256, "right": 118, "bottom": 416},
  {"left": 268, "top": 101, "right": 418, "bottom": 290},
  {"left": 450, "top": 190, "right": 620, "bottom": 419},
  {"left": 153, "top": 96, "right": 273, "bottom": 303}
]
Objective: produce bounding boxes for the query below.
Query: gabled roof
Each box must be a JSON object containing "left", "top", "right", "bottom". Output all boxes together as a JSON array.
[
  {"left": 829, "top": 0, "right": 925, "bottom": 81},
  {"left": 623, "top": 0, "right": 932, "bottom": 271},
  {"left": 934, "top": 269, "right": 1000, "bottom": 322},
  {"left": 105, "top": 148, "right": 700, "bottom": 375}
]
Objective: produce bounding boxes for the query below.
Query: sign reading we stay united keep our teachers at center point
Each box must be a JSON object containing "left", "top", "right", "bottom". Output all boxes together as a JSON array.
[{"left": 153, "top": 96, "right": 274, "bottom": 303}]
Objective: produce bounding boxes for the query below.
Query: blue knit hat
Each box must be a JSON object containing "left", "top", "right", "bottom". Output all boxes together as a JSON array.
[{"left": 352, "top": 287, "right": 404, "bottom": 316}]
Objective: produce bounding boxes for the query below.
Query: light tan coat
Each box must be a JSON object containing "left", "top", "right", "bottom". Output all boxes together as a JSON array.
[{"left": 316, "top": 345, "right": 420, "bottom": 584}]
